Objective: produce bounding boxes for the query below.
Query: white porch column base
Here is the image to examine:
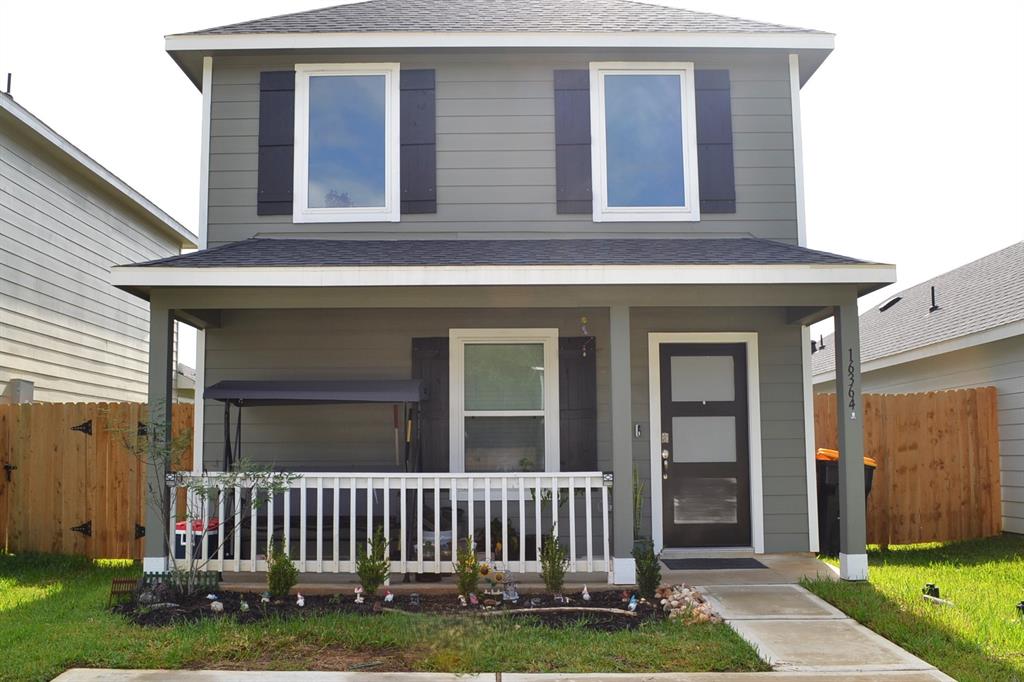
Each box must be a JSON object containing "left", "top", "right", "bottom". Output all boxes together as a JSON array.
[
  {"left": 839, "top": 552, "right": 868, "bottom": 581},
  {"left": 611, "top": 557, "right": 636, "bottom": 585},
  {"left": 143, "top": 556, "right": 168, "bottom": 573}
]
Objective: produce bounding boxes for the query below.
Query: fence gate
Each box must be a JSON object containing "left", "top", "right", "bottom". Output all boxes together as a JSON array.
[{"left": 0, "top": 402, "right": 193, "bottom": 559}]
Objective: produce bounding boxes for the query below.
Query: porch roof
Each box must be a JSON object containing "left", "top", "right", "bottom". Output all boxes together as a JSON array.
[{"left": 127, "top": 237, "right": 868, "bottom": 268}]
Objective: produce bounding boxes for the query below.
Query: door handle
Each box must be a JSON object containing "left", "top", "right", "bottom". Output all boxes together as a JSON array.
[{"left": 662, "top": 449, "right": 670, "bottom": 479}]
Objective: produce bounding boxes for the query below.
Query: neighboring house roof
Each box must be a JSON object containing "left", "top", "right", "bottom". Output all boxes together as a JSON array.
[
  {"left": 182, "top": 0, "right": 824, "bottom": 36},
  {"left": 130, "top": 237, "right": 868, "bottom": 268},
  {"left": 812, "top": 241, "right": 1024, "bottom": 379},
  {"left": 0, "top": 93, "right": 197, "bottom": 248},
  {"left": 165, "top": 0, "right": 833, "bottom": 87}
]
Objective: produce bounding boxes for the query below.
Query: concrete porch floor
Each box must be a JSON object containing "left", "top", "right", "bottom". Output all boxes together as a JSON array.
[{"left": 217, "top": 552, "right": 836, "bottom": 594}]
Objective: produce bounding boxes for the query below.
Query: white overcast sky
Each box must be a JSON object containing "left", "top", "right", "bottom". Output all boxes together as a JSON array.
[{"left": 2, "top": 1, "right": 1023, "bottom": 366}]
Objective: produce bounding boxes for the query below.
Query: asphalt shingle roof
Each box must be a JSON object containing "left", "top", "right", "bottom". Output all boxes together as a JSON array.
[
  {"left": 812, "top": 241, "right": 1024, "bottom": 376},
  {"left": 130, "top": 237, "right": 867, "bottom": 268},
  {"left": 183, "top": 0, "right": 824, "bottom": 36}
]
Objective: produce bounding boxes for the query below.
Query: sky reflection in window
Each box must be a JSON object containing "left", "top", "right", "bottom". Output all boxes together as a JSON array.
[
  {"left": 307, "top": 74, "right": 386, "bottom": 209},
  {"left": 604, "top": 74, "right": 685, "bottom": 208}
]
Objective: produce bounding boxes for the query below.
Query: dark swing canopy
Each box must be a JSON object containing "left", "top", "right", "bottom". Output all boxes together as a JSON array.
[
  {"left": 205, "top": 379, "right": 426, "bottom": 406},
  {"left": 205, "top": 379, "right": 426, "bottom": 472}
]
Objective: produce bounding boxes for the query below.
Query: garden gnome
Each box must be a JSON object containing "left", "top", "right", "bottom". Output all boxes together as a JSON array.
[
  {"left": 354, "top": 586, "right": 365, "bottom": 604},
  {"left": 581, "top": 585, "right": 591, "bottom": 601},
  {"left": 206, "top": 593, "right": 218, "bottom": 600},
  {"left": 210, "top": 600, "right": 224, "bottom": 613},
  {"left": 627, "top": 594, "right": 638, "bottom": 612},
  {"left": 260, "top": 591, "right": 271, "bottom": 605},
  {"left": 239, "top": 599, "right": 250, "bottom": 613},
  {"left": 296, "top": 593, "right": 305, "bottom": 607},
  {"left": 469, "top": 593, "right": 479, "bottom": 605},
  {"left": 383, "top": 589, "right": 394, "bottom": 603},
  {"left": 458, "top": 594, "right": 467, "bottom": 607}
]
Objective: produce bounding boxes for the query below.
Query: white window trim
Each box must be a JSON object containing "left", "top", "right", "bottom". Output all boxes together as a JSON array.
[
  {"left": 589, "top": 62, "right": 700, "bottom": 223},
  {"left": 293, "top": 62, "right": 401, "bottom": 224},
  {"left": 449, "top": 328, "right": 560, "bottom": 474}
]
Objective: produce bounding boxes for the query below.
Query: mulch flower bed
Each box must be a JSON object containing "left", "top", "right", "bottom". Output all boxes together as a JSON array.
[{"left": 115, "top": 589, "right": 666, "bottom": 631}]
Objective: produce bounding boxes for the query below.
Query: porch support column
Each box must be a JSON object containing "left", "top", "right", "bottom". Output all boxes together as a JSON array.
[
  {"left": 609, "top": 305, "right": 635, "bottom": 584},
  {"left": 143, "top": 303, "right": 174, "bottom": 572},
  {"left": 834, "top": 297, "right": 868, "bottom": 580}
]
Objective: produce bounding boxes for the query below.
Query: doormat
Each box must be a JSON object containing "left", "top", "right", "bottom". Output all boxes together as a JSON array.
[{"left": 662, "top": 558, "right": 767, "bottom": 570}]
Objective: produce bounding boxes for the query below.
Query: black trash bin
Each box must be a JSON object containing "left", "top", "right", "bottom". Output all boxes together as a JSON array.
[{"left": 815, "top": 448, "right": 877, "bottom": 556}]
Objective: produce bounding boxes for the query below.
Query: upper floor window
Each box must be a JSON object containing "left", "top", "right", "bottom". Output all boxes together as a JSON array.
[
  {"left": 589, "top": 62, "right": 700, "bottom": 222},
  {"left": 294, "top": 63, "right": 400, "bottom": 223}
]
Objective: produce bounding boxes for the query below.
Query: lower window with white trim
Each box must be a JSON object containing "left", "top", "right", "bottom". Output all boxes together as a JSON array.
[{"left": 449, "top": 329, "right": 560, "bottom": 473}]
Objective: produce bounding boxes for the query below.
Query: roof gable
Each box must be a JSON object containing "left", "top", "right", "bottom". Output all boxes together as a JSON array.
[{"left": 183, "top": 0, "right": 826, "bottom": 36}]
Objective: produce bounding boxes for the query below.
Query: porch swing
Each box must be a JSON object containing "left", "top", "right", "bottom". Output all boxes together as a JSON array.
[{"left": 204, "top": 379, "right": 429, "bottom": 564}]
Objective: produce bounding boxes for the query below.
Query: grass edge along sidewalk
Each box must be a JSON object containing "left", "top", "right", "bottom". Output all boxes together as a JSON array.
[
  {"left": 803, "top": 535, "right": 1024, "bottom": 682},
  {"left": 0, "top": 552, "right": 767, "bottom": 681}
]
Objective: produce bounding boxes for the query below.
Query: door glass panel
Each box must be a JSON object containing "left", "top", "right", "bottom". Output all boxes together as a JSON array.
[
  {"left": 670, "top": 355, "right": 734, "bottom": 402},
  {"left": 671, "top": 416, "right": 737, "bottom": 463},
  {"left": 465, "top": 416, "right": 544, "bottom": 472},
  {"left": 464, "top": 343, "right": 544, "bottom": 410},
  {"left": 673, "top": 477, "right": 738, "bottom": 524}
]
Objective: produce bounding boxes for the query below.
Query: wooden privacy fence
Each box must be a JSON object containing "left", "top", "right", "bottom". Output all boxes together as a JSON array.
[
  {"left": 0, "top": 402, "right": 193, "bottom": 559},
  {"left": 814, "top": 388, "right": 1001, "bottom": 546}
]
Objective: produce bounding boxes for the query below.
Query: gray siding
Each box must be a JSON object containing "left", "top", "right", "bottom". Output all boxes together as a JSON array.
[
  {"left": 206, "top": 50, "right": 797, "bottom": 247},
  {"left": 816, "top": 335, "right": 1024, "bottom": 534},
  {"left": 0, "top": 122, "right": 181, "bottom": 402},
  {"left": 203, "top": 305, "right": 809, "bottom": 553}
]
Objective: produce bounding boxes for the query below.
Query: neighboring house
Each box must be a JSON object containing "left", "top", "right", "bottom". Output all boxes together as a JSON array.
[
  {"left": 112, "top": 0, "right": 896, "bottom": 582},
  {"left": 0, "top": 93, "right": 198, "bottom": 404},
  {"left": 813, "top": 241, "right": 1024, "bottom": 535}
]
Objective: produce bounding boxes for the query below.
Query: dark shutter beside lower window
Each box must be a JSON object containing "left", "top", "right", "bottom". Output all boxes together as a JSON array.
[
  {"left": 694, "top": 69, "right": 736, "bottom": 214},
  {"left": 559, "top": 336, "right": 598, "bottom": 471},
  {"left": 400, "top": 69, "right": 437, "bottom": 214},
  {"left": 411, "top": 337, "right": 448, "bottom": 472},
  {"left": 554, "top": 70, "right": 593, "bottom": 214},
  {"left": 257, "top": 71, "right": 295, "bottom": 216}
]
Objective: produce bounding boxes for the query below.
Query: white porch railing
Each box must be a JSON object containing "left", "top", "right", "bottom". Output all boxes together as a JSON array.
[{"left": 169, "top": 472, "right": 611, "bottom": 578}]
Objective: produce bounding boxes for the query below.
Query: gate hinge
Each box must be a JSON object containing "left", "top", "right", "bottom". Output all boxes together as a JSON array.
[
  {"left": 71, "top": 420, "right": 93, "bottom": 436},
  {"left": 3, "top": 463, "right": 15, "bottom": 482},
  {"left": 135, "top": 524, "right": 146, "bottom": 539},
  {"left": 137, "top": 421, "right": 148, "bottom": 437},
  {"left": 71, "top": 520, "right": 92, "bottom": 537}
]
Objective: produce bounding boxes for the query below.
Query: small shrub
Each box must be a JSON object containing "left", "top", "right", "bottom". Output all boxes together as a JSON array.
[
  {"left": 356, "top": 526, "right": 391, "bottom": 596},
  {"left": 453, "top": 536, "right": 479, "bottom": 596},
  {"left": 632, "top": 537, "right": 661, "bottom": 600},
  {"left": 267, "top": 537, "right": 297, "bottom": 598},
  {"left": 540, "top": 537, "right": 568, "bottom": 595}
]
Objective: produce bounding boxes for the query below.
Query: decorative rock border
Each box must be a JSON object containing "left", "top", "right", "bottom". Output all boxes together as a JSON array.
[{"left": 656, "top": 584, "right": 722, "bottom": 623}]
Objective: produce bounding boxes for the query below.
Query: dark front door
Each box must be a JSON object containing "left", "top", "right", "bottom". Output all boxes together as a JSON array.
[{"left": 660, "top": 343, "right": 751, "bottom": 547}]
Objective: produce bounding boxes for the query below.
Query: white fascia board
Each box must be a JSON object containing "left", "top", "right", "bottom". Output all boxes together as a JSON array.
[
  {"left": 811, "top": 317, "right": 1024, "bottom": 383},
  {"left": 0, "top": 94, "right": 198, "bottom": 249},
  {"left": 111, "top": 262, "right": 896, "bottom": 289},
  {"left": 165, "top": 30, "right": 835, "bottom": 53}
]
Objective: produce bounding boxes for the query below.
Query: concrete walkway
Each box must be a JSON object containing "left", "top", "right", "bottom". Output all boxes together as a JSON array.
[{"left": 53, "top": 671, "right": 957, "bottom": 681}]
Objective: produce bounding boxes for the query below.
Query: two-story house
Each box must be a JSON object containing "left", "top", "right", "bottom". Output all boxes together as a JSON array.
[{"left": 113, "top": 0, "right": 895, "bottom": 583}]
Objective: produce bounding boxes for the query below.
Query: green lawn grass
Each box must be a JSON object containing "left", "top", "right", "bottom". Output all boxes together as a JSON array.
[
  {"left": 0, "top": 552, "right": 766, "bottom": 681},
  {"left": 803, "top": 535, "right": 1024, "bottom": 682}
]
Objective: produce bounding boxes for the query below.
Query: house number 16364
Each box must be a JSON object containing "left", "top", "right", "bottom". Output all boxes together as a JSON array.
[{"left": 847, "top": 348, "right": 857, "bottom": 413}]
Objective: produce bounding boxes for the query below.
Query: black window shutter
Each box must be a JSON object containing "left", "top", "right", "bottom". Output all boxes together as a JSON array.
[
  {"left": 554, "top": 70, "right": 592, "bottom": 214},
  {"left": 257, "top": 71, "right": 295, "bottom": 216},
  {"left": 559, "top": 337, "right": 597, "bottom": 471},
  {"left": 411, "top": 337, "right": 448, "bottom": 472},
  {"left": 400, "top": 70, "right": 437, "bottom": 214},
  {"left": 695, "top": 70, "right": 736, "bottom": 214}
]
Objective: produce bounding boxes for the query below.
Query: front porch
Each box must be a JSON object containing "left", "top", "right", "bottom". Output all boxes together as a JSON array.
[{"left": 118, "top": 240, "right": 895, "bottom": 583}]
